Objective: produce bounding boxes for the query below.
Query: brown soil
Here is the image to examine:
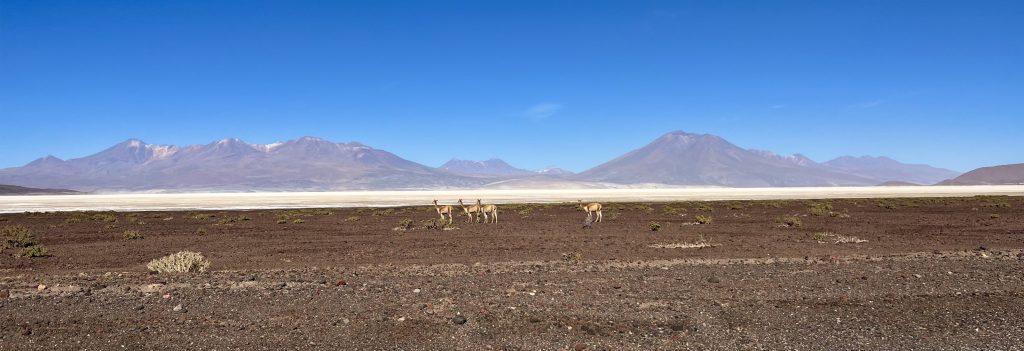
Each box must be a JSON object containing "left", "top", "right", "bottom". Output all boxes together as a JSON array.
[{"left": 1, "top": 196, "right": 1023, "bottom": 350}]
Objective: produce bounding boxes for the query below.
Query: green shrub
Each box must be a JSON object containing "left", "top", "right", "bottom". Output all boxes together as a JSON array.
[
  {"left": 146, "top": 251, "right": 210, "bottom": 273},
  {"left": 2, "top": 225, "right": 37, "bottom": 250},
  {"left": 695, "top": 215, "right": 713, "bottom": 225},
  {"left": 91, "top": 213, "right": 118, "bottom": 223},
  {"left": 649, "top": 222, "right": 661, "bottom": 231},
  {"left": 807, "top": 202, "right": 833, "bottom": 216},
  {"left": 123, "top": 230, "right": 143, "bottom": 240},
  {"left": 19, "top": 244, "right": 49, "bottom": 258},
  {"left": 344, "top": 216, "right": 360, "bottom": 222},
  {"left": 696, "top": 204, "right": 714, "bottom": 212}
]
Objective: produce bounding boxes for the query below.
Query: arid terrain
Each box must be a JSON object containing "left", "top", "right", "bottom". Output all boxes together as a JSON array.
[{"left": 1, "top": 196, "right": 1023, "bottom": 350}]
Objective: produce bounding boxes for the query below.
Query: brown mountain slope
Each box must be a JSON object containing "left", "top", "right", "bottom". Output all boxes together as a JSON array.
[{"left": 939, "top": 163, "right": 1024, "bottom": 185}]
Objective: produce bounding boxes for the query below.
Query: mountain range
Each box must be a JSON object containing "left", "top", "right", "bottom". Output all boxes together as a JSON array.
[{"left": 0, "top": 131, "right": 984, "bottom": 192}]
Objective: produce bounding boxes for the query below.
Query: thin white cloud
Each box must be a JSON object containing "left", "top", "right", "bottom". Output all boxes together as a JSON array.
[
  {"left": 524, "top": 103, "right": 562, "bottom": 120},
  {"left": 770, "top": 104, "right": 786, "bottom": 109}
]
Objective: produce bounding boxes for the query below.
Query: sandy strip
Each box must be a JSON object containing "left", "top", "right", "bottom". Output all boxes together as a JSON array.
[{"left": 1, "top": 185, "right": 1022, "bottom": 213}]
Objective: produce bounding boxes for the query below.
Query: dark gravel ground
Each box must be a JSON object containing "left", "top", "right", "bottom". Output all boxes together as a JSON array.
[{"left": 1, "top": 196, "right": 1023, "bottom": 350}]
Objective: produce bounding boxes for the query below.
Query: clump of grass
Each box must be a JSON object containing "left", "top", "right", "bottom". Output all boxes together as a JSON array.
[
  {"left": 561, "top": 252, "right": 582, "bottom": 264},
  {"left": 726, "top": 202, "right": 747, "bottom": 210},
  {"left": 372, "top": 208, "right": 396, "bottom": 217},
  {"left": 217, "top": 215, "right": 251, "bottom": 225},
  {"left": 344, "top": 216, "right": 360, "bottom": 222},
  {"left": 146, "top": 251, "right": 210, "bottom": 273},
  {"left": 91, "top": 213, "right": 118, "bottom": 223},
  {"left": 292, "top": 219, "right": 305, "bottom": 224},
  {"left": 194, "top": 228, "right": 208, "bottom": 235},
  {"left": 649, "top": 222, "right": 661, "bottom": 231},
  {"left": 63, "top": 215, "right": 84, "bottom": 224},
  {"left": 188, "top": 213, "right": 215, "bottom": 220},
  {"left": 807, "top": 202, "right": 833, "bottom": 217},
  {"left": 517, "top": 208, "right": 534, "bottom": 217},
  {"left": 393, "top": 219, "right": 415, "bottom": 231},
  {"left": 2, "top": 225, "right": 37, "bottom": 250},
  {"left": 695, "top": 215, "right": 713, "bottom": 225},
  {"left": 990, "top": 214, "right": 1001, "bottom": 219},
  {"left": 695, "top": 204, "right": 714, "bottom": 212},
  {"left": 776, "top": 216, "right": 802, "bottom": 228},
  {"left": 123, "top": 230, "right": 144, "bottom": 240},
  {"left": 276, "top": 219, "right": 288, "bottom": 224},
  {"left": 874, "top": 200, "right": 898, "bottom": 210}
]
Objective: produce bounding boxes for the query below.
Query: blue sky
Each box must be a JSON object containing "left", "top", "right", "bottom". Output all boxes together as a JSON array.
[{"left": 1, "top": 0, "right": 1021, "bottom": 172}]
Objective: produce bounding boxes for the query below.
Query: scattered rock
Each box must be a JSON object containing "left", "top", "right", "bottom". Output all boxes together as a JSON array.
[
  {"left": 245, "top": 275, "right": 257, "bottom": 281},
  {"left": 453, "top": 315, "right": 467, "bottom": 325},
  {"left": 173, "top": 304, "right": 186, "bottom": 313},
  {"left": 36, "top": 284, "right": 47, "bottom": 292},
  {"left": 335, "top": 279, "right": 347, "bottom": 286},
  {"left": 0, "top": 289, "right": 9, "bottom": 299},
  {"left": 317, "top": 278, "right": 327, "bottom": 285},
  {"left": 134, "top": 305, "right": 144, "bottom": 311},
  {"left": 413, "top": 288, "right": 421, "bottom": 293},
  {"left": 913, "top": 274, "right": 923, "bottom": 279},
  {"left": 707, "top": 276, "right": 721, "bottom": 284}
]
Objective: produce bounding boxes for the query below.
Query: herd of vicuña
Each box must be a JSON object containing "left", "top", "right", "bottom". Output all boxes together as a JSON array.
[{"left": 431, "top": 199, "right": 602, "bottom": 225}]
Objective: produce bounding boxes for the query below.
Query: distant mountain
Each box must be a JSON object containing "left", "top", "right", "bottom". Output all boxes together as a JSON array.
[
  {"left": 0, "top": 184, "right": 81, "bottom": 195},
  {"left": 0, "top": 137, "right": 484, "bottom": 191},
  {"left": 938, "top": 163, "right": 1024, "bottom": 185},
  {"left": 823, "top": 156, "right": 960, "bottom": 185},
  {"left": 575, "top": 131, "right": 879, "bottom": 187},
  {"left": 438, "top": 159, "right": 535, "bottom": 176},
  {"left": 537, "top": 167, "right": 575, "bottom": 176}
]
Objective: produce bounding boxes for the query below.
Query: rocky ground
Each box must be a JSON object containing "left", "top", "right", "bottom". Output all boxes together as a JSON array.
[{"left": 1, "top": 196, "right": 1022, "bottom": 350}]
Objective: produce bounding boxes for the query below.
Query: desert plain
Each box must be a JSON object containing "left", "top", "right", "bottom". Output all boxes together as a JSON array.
[{"left": 1, "top": 189, "right": 1023, "bottom": 350}]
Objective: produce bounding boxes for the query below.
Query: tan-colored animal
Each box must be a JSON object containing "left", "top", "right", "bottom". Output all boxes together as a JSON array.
[
  {"left": 578, "top": 200, "right": 603, "bottom": 223},
  {"left": 457, "top": 199, "right": 482, "bottom": 223},
  {"left": 477, "top": 199, "right": 498, "bottom": 224},
  {"left": 432, "top": 200, "right": 453, "bottom": 224}
]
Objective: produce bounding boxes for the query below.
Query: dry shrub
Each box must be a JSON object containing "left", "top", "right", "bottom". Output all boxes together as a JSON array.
[
  {"left": 2, "top": 225, "right": 37, "bottom": 250},
  {"left": 123, "top": 230, "right": 143, "bottom": 240},
  {"left": 146, "top": 251, "right": 210, "bottom": 273},
  {"left": 776, "top": 216, "right": 802, "bottom": 228},
  {"left": 695, "top": 215, "right": 713, "bottom": 225}
]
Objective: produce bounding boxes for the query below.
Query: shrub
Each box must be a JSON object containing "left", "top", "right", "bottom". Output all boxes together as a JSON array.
[
  {"left": 19, "top": 244, "right": 49, "bottom": 257},
  {"left": 695, "top": 215, "right": 713, "bottom": 225},
  {"left": 776, "top": 216, "right": 802, "bottom": 228},
  {"left": 518, "top": 208, "right": 534, "bottom": 217},
  {"left": 123, "top": 230, "right": 143, "bottom": 240},
  {"left": 64, "top": 216, "right": 84, "bottom": 224},
  {"left": 146, "top": 251, "right": 210, "bottom": 273},
  {"left": 696, "top": 204, "right": 714, "bottom": 212},
  {"left": 91, "top": 213, "right": 118, "bottom": 223},
  {"left": 649, "top": 222, "right": 661, "bottom": 231},
  {"left": 194, "top": 228, "right": 208, "bottom": 235},
  {"left": 990, "top": 214, "right": 1001, "bottom": 219},
  {"left": 807, "top": 202, "right": 833, "bottom": 217},
  {"left": 344, "top": 216, "right": 360, "bottom": 222},
  {"left": 2, "top": 225, "right": 38, "bottom": 250},
  {"left": 372, "top": 208, "right": 395, "bottom": 216},
  {"left": 396, "top": 219, "right": 414, "bottom": 231},
  {"left": 276, "top": 219, "right": 288, "bottom": 224},
  {"left": 292, "top": 219, "right": 305, "bottom": 224}
]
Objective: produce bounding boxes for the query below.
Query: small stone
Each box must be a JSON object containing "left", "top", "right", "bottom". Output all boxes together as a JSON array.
[
  {"left": 397, "top": 317, "right": 406, "bottom": 322},
  {"left": 317, "top": 278, "right": 327, "bottom": 285},
  {"left": 913, "top": 274, "right": 923, "bottom": 278},
  {"left": 173, "top": 304, "right": 186, "bottom": 313},
  {"left": 413, "top": 288, "right": 421, "bottom": 293},
  {"left": 707, "top": 276, "right": 721, "bottom": 284},
  {"left": 134, "top": 305, "right": 144, "bottom": 311},
  {"left": 453, "top": 315, "right": 467, "bottom": 325},
  {"left": 245, "top": 275, "right": 257, "bottom": 281},
  {"left": 36, "top": 284, "right": 46, "bottom": 292},
  {"left": 162, "top": 293, "right": 171, "bottom": 299},
  {"left": 0, "top": 289, "right": 9, "bottom": 299},
  {"left": 335, "top": 279, "right": 347, "bottom": 286}
]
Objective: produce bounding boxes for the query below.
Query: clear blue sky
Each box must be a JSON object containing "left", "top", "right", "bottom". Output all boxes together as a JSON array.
[{"left": 1, "top": 1, "right": 1021, "bottom": 172}]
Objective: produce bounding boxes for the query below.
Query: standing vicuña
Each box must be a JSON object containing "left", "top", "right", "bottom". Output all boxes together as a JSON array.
[
  {"left": 458, "top": 199, "right": 482, "bottom": 223},
  {"left": 477, "top": 199, "right": 498, "bottom": 224},
  {"left": 432, "top": 200, "right": 453, "bottom": 224},
  {"left": 578, "top": 200, "right": 602, "bottom": 223}
]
